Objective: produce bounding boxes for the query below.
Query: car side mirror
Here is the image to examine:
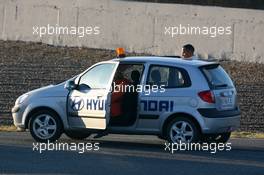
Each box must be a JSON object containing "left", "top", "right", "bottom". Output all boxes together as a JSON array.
[{"left": 65, "top": 80, "right": 77, "bottom": 91}]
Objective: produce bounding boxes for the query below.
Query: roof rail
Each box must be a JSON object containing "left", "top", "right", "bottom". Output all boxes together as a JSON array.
[{"left": 160, "top": 55, "right": 182, "bottom": 58}]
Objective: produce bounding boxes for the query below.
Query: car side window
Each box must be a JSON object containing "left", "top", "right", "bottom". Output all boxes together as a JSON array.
[
  {"left": 79, "top": 63, "right": 116, "bottom": 89},
  {"left": 114, "top": 64, "right": 144, "bottom": 83},
  {"left": 146, "top": 65, "right": 191, "bottom": 88}
]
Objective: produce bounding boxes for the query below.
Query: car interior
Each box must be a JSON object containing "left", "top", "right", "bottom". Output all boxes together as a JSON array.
[{"left": 109, "top": 64, "right": 143, "bottom": 127}]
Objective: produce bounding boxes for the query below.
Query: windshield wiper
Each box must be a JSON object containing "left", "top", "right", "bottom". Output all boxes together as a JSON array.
[{"left": 214, "top": 83, "right": 228, "bottom": 88}]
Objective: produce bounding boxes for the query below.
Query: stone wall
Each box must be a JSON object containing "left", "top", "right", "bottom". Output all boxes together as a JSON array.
[{"left": 0, "top": 40, "right": 263, "bottom": 132}]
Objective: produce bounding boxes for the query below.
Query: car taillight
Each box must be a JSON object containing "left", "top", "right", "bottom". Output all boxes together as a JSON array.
[{"left": 198, "top": 90, "right": 215, "bottom": 103}]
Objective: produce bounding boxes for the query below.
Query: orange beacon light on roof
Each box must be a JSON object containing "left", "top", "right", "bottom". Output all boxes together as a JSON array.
[{"left": 116, "top": 48, "right": 126, "bottom": 58}]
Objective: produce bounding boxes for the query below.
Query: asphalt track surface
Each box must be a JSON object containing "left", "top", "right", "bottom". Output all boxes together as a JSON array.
[{"left": 0, "top": 132, "right": 263, "bottom": 175}]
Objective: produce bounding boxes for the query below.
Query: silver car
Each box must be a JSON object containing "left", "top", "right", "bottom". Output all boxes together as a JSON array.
[{"left": 12, "top": 56, "right": 241, "bottom": 143}]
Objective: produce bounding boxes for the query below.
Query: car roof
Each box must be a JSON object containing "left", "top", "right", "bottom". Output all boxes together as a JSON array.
[{"left": 111, "top": 56, "right": 216, "bottom": 67}]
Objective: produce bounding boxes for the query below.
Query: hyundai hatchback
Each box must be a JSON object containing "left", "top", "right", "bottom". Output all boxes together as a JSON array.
[{"left": 12, "top": 53, "right": 241, "bottom": 143}]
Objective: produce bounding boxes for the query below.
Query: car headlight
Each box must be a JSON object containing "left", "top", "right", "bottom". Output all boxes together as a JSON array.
[{"left": 16, "top": 94, "right": 29, "bottom": 104}]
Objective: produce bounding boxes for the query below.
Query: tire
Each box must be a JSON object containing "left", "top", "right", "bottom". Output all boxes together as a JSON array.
[
  {"left": 166, "top": 117, "right": 200, "bottom": 143},
  {"left": 29, "top": 110, "right": 63, "bottom": 142},
  {"left": 202, "top": 132, "right": 231, "bottom": 143},
  {"left": 65, "top": 131, "right": 91, "bottom": 140}
]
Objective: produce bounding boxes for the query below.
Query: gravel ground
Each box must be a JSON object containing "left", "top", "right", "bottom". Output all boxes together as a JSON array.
[{"left": 0, "top": 40, "right": 263, "bottom": 132}]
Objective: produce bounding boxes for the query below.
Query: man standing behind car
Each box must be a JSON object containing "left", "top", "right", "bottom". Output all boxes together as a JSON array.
[{"left": 181, "top": 44, "right": 198, "bottom": 60}]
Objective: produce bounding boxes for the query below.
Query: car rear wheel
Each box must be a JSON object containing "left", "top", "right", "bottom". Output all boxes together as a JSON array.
[
  {"left": 65, "top": 131, "right": 91, "bottom": 140},
  {"left": 29, "top": 110, "right": 63, "bottom": 142},
  {"left": 166, "top": 117, "right": 200, "bottom": 143}
]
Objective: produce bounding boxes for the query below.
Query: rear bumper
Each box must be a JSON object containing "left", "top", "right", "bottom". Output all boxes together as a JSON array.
[
  {"left": 198, "top": 108, "right": 241, "bottom": 134},
  {"left": 197, "top": 107, "right": 241, "bottom": 118},
  {"left": 202, "top": 115, "right": 240, "bottom": 134}
]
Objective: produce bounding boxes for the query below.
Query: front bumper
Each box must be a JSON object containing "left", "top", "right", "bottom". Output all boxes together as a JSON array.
[{"left": 12, "top": 104, "right": 26, "bottom": 129}]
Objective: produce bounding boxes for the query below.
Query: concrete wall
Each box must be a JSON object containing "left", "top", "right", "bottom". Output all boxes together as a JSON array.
[{"left": 0, "top": 0, "right": 264, "bottom": 62}]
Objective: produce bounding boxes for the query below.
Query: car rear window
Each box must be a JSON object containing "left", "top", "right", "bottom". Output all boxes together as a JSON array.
[{"left": 200, "top": 64, "right": 234, "bottom": 89}]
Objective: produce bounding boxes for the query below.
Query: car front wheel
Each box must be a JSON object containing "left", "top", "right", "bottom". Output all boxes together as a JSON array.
[
  {"left": 166, "top": 117, "right": 200, "bottom": 143},
  {"left": 29, "top": 110, "right": 63, "bottom": 142}
]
